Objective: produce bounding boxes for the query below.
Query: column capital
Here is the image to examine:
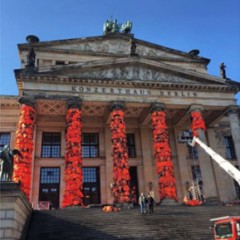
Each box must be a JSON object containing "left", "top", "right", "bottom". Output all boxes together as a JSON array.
[
  {"left": 67, "top": 97, "right": 82, "bottom": 109},
  {"left": 189, "top": 104, "right": 204, "bottom": 113},
  {"left": 109, "top": 101, "right": 125, "bottom": 112},
  {"left": 226, "top": 105, "right": 239, "bottom": 116},
  {"left": 18, "top": 96, "right": 35, "bottom": 108},
  {"left": 150, "top": 102, "right": 165, "bottom": 113}
]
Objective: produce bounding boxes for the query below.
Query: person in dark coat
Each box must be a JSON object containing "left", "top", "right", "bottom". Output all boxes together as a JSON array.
[{"left": 148, "top": 194, "right": 154, "bottom": 214}]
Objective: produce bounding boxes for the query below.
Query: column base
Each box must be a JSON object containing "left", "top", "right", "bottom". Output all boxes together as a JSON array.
[
  {"left": 160, "top": 198, "right": 179, "bottom": 206},
  {"left": 115, "top": 202, "right": 130, "bottom": 210},
  {"left": 203, "top": 197, "right": 223, "bottom": 206}
]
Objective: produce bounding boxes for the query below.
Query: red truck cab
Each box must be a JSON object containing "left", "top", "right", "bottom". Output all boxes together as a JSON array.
[{"left": 210, "top": 216, "right": 240, "bottom": 240}]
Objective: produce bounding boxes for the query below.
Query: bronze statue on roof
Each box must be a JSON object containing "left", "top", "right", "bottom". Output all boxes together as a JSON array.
[
  {"left": 220, "top": 62, "right": 226, "bottom": 79},
  {"left": 26, "top": 47, "right": 36, "bottom": 68},
  {"left": 103, "top": 18, "right": 132, "bottom": 35}
]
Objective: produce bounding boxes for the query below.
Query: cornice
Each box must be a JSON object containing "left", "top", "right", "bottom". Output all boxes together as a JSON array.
[
  {"left": 0, "top": 103, "right": 20, "bottom": 108},
  {"left": 0, "top": 96, "right": 19, "bottom": 108},
  {"left": 15, "top": 75, "right": 237, "bottom": 93},
  {"left": 15, "top": 57, "right": 226, "bottom": 85},
  {"left": 19, "top": 47, "right": 207, "bottom": 64},
  {"left": 0, "top": 101, "right": 20, "bottom": 109},
  {"left": 18, "top": 34, "right": 132, "bottom": 48},
  {"left": 18, "top": 34, "right": 210, "bottom": 64}
]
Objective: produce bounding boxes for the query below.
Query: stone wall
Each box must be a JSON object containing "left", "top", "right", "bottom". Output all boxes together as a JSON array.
[{"left": 0, "top": 182, "right": 32, "bottom": 240}]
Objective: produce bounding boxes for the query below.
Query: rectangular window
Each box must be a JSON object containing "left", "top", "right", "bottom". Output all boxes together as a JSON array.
[
  {"left": 0, "top": 132, "right": 10, "bottom": 150},
  {"left": 215, "top": 223, "right": 232, "bottom": 238},
  {"left": 191, "top": 165, "right": 202, "bottom": 182},
  {"left": 39, "top": 167, "right": 60, "bottom": 209},
  {"left": 234, "top": 166, "right": 240, "bottom": 199},
  {"left": 178, "top": 130, "right": 198, "bottom": 159},
  {"left": 83, "top": 168, "right": 97, "bottom": 183},
  {"left": 127, "top": 133, "right": 136, "bottom": 158},
  {"left": 40, "top": 167, "right": 60, "bottom": 184},
  {"left": 82, "top": 167, "right": 100, "bottom": 205},
  {"left": 187, "top": 145, "right": 198, "bottom": 159},
  {"left": 224, "top": 136, "right": 236, "bottom": 160},
  {"left": 82, "top": 133, "right": 99, "bottom": 158},
  {"left": 41, "top": 132, "right": 61, "bottom": 158}
]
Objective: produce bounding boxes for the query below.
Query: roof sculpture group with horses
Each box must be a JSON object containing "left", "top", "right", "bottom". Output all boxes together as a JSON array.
[{"left": 103, "top": 18, "right": 132, "bottom": 35}]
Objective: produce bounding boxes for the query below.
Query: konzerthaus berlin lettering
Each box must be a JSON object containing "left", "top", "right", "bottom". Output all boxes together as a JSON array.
[{"left": 1, "top": 21, "right": 240, "bottom": 209}]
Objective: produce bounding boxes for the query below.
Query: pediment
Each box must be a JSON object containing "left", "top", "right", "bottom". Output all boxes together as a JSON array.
[
  {"left": 48, "top": 38, "right": 189, "bottom": 60},
  {"left": 66, "top": 65, "right": 200, "bottom": 84},
  {"left": 34, "top": 58, "right": 225, "bottom": 86},
  {"left": 20, "top": 35, "right": 208, "bottom": 63}
]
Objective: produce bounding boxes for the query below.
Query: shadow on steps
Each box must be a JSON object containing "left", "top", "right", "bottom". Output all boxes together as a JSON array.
[{"left": 25, "top": 205, "right": 239, "bottom": 240}]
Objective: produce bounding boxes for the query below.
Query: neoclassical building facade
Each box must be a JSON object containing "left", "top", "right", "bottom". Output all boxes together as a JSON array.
[{"left": 0, "top": 29, "right": 240, "bottom": 209}]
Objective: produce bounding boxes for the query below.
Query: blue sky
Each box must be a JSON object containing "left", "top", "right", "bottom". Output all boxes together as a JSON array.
[{"left": 1, "top": 0, "right": 240, "bottom": 104}]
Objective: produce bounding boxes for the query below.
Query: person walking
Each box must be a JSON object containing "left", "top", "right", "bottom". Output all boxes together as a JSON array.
[
  {"left": 139, "top": 192, "right": 147, "bottom": 214},
  {"left": 148, "top": 194, "right": 154, "bottom": 214}
]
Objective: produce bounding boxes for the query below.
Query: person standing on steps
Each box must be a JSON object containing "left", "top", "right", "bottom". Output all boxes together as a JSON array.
[
  {"left": 139, "top": 192, "right": 147, "bottom": 214},
  {"left": 148, "top": 193, "right": 154, "bottom": 214}
]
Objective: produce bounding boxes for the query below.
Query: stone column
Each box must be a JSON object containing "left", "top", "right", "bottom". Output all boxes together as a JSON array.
[
  {"left": 109, "top": 101, "right": 130, "bottom": 205},
  {"left": 104, "top": 125, "right": 114, "bottom": 204},
  {"left": 150, "top": 103, "right": 178, "bottom": 202},
  {"left": 207, "top": 127, "right": 236, "bottom": 202},
  {"left": 139, "top": 126, "right": 154, "bottom": 195},
  {"left": 14, "top": 96, "right": 35, "bottom": 201},
  {"left": 174, "top": 128, "right": 191, "bottom": 200},
  {"left": 137, "top": 165, "right": 145, "bottom": 197},
  {"left": 100, "top": 165, "right": 107, "bottom": 204},
  {"left": 227, "top": 106, "right": 240, "bottom": 167},
  {"left": 189, "top": 105, "right": 218, "bottom": 201},
  {"left": 62, "top": 97, "right": 83, "bottom": 207}
]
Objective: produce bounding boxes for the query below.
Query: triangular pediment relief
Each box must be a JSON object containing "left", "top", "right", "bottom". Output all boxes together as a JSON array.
[
  {"left": 48, "top": 38, "right": 189, "bottom": 60},
  {"left": 21, "top": 35, "right": 208, "bottom": 63},
  {"left": 34, "top": 58, "right": 226, "bottom": 86},
  {"left": 66, "top": 65, "right": 200, "bottom": 84}
]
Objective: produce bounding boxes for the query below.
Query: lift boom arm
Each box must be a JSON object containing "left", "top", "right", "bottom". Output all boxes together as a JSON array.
[{"left": 191, "top": 136, "right": 240, "bottom": 186}]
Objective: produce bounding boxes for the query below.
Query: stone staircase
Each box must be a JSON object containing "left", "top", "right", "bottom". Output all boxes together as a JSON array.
[{"left": 25, "top": 205, "right": 239, "bottom": 240}]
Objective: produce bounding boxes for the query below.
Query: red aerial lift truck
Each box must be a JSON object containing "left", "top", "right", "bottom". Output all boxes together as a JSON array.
[
  {"left": 210, "top": 216, "right": 240, "bottom": 240},
  {"left": 190, "top": 137, "right": 240, "bottom": 239}
]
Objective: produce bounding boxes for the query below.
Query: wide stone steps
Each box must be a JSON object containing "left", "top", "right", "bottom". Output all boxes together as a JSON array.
[{"left": 25, "top": 205, "right": 239, "bottom": 240}]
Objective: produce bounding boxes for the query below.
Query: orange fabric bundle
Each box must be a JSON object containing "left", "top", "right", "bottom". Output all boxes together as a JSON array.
[
  {"left": 13, "top": 104, "right": 35, "bottom": 200},
  {"left": 151, "top": 111, "right": 178, "bottom": 202},
  {"left": 183, "top": 196, "right": 202, "bottom": 206},
  {"left": 110, "top": 109, "right": 130, "bottom": 204},
  {"left": 62, "top": 108, "right": 84, "bottom": 208},
  {"left": 190, "top": 111, "right": 206, "bottom": 137},
  {"left": 102, "top": 206, "right": 121, "bottom": 212}
]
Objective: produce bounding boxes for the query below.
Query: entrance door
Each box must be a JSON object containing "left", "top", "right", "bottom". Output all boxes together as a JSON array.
[
  {"left": 83, "top": 167, "right": 100, "bottom": 205},
  {"left": 39, "top": 167, "right": 60, "bottom": 209},
  {"left": 129, "top": 167, "right": 139, "bottom": 205}
]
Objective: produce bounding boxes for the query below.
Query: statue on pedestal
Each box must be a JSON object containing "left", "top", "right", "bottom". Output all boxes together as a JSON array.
[
  {"left": 220, "top": 62, "right": 226, "bottom": 79},
  {"left": 130, "top": 38, "right": 137, "bottom": 56},
  {"left": 26, "top": 47, "right": 36, "bottom": 68},
  {"left": 0, "top": 145, "right": 23, "bottom": 181}
]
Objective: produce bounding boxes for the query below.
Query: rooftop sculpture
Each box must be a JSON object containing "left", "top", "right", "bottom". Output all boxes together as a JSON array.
[
  {"left": 220, "top": 62, "right": 226, "bottom": 79},
  {"left": 26, "top": 47, "right": 36, "bottom": 68},
  {"left": 103, "top": 18, "right": 132, "bottom": 35}
]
